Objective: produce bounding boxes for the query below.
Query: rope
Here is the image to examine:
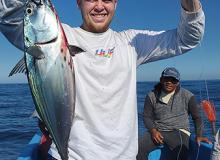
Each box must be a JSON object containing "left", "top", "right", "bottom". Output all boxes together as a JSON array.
[
  {"left": 176, "top": 130, "right": 183, "bottom": 160},
  {"left": 195, "top": 143, "right": 200, "bottom": 160}
]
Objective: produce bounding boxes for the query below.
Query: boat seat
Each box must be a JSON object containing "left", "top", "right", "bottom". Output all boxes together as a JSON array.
[
  {"left": 148, "top": 145, "right": 173, "bottom": 160},
  {"left": 148, "top": 137, "right": 213, "bottom": 160}
]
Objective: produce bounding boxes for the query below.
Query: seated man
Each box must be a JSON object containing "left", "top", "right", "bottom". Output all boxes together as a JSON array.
[{"left": 137, "top": 67, "right": 211, "bottom": 160}]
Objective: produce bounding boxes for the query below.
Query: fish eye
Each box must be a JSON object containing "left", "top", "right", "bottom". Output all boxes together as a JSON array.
[
  {"left": 26, "top": 7, "right": 33, "bottom": 15},
  {"left": 26, "top": 3, "right": 35, "bottom": 16}
]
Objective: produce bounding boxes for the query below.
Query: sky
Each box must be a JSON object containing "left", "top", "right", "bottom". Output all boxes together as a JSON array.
[{"left": 0, "top": 0, "right": 219, "bottom": 83}]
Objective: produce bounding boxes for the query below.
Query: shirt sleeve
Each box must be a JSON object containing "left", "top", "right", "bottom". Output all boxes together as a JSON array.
[
  {"left": 0, "top": 0, "right": 26, "bottom": 50},
  {"left": 143, "top": 95, "right": 155, "bottom": 131},
  {"left": 123, "top": 6, "right": 205, "bottom": 66},
  {"left": 188, "top": 95, "right": 203, "bottom": 137}
]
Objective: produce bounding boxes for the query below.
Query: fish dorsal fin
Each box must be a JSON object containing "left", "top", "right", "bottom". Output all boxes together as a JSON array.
[
  {"left": 8, "top": 57, "right": 27, "bottom": 77},
  {"left": 26, "top": 45, "right": 45, "bottom": 59},
  {"left": 215, "top": 129, "right": 220, "bottom": 143},
  {"left": 30, "top": 110, "right": 41, "bottom": 120},
  {"left": 68, "top": 45, "right": 85, "bottom": 56}
]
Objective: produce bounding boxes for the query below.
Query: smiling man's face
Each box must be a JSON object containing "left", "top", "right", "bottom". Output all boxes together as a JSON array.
[
  {"left": 160, "top": 77, "right": 179, "bottom": 93},
  {"left": 77, "top": 0, "right": 117, "bottom": 33}
]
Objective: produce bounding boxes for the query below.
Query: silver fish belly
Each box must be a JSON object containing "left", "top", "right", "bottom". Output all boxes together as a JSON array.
[
  {"left": 24, "top": 1, "right": 75, "bottom": 159},
  {"left": 211, "top": 129, "right": 220, "bottom": 160}
]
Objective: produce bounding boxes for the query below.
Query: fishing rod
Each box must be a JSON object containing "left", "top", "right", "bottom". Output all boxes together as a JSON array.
[
  {"left": 198, "top": 76, "right": 216, "bottom": 136},
  {"left": 197, "top": 48, "right": 216, "bottom": 136},
  {"left": 201, "top": 95, "right": 216, "bottom": 136}
]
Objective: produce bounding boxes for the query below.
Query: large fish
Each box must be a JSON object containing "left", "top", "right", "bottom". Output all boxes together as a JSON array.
[
  {"left": 9, "top": 0, "right": 81, "bottom": 159},
  {"left": 211, "top": 129, "right": 220, "bottom": 160}
]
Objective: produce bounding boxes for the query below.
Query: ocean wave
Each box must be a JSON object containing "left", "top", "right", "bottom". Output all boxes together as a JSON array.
[{"left": 0, "top": 129, "right": 37, "bottom": 142}]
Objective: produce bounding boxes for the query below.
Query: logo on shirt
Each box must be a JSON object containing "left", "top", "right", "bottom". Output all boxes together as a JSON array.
[{"left": 95, "top": 47, "right": 115, "bottom": 58}]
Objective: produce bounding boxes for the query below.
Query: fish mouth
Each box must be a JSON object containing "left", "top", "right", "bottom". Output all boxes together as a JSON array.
[{"left": 31, "top": 0, "right": 43, "bottom": 6}]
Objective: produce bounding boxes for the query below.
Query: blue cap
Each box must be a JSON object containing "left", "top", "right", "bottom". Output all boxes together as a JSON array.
[{"left": 161, "top": 67, "right": 180, "bottom": 81}]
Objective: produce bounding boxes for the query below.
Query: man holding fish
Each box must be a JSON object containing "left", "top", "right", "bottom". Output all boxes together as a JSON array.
[{"left": 0, "top": 0, "right": 206, "bottom": 159}]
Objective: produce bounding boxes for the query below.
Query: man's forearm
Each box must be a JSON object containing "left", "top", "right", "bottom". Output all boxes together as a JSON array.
[{"left": 181, "top": 0, "right": 201, "bottom": 12}]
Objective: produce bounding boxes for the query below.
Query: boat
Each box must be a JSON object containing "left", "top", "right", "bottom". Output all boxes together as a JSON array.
[
  {"left": 17, "top": 132, "right": 42, "bottom": 160},
  {"left": 148, "top": 137, "right": 213, "bottom": 160},
  {"left": 17, "top": 132, "right": 213, "bottom": 160}
]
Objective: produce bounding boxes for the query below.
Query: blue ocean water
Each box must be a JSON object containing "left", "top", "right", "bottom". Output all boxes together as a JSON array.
[{"left": 0, "top": 81, "right": 220, "bottom": 159}]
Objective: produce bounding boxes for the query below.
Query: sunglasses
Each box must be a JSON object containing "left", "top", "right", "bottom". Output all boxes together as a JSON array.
[{"left": 162, "top": 77, "right": 179, "bottom": 84}]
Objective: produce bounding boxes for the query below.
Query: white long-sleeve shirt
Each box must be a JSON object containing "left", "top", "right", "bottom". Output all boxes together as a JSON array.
[{"left": 0, "top": 1, "right": 205, "bottom": 159}]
